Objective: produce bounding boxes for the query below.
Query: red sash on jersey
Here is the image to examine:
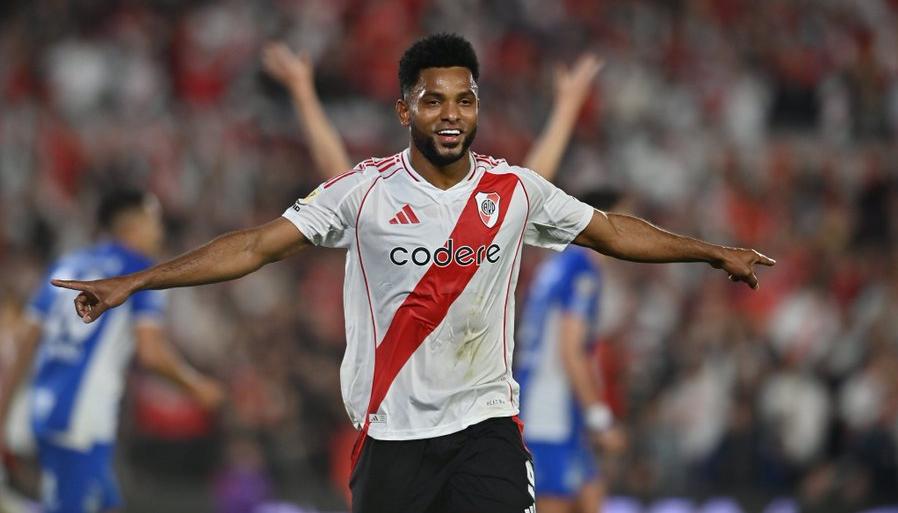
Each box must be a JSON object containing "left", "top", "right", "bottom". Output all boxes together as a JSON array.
[{"left": 351, "top": 171, "right": 520, "bottom": 469}]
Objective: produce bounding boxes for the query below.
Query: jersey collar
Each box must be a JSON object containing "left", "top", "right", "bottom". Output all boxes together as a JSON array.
[{"left": 400, "top": 149, "right": 478, "bottom": 193}]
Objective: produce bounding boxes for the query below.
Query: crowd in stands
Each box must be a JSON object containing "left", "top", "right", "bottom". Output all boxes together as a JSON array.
[{"left": 1, "top": 1, "right": 897, "bottom": 511}]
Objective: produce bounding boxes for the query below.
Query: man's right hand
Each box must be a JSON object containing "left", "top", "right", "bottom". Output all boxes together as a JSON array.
[
  {"left": 711, "top": 247, "right": 776, "bottom": 290},
  {"left": 52, "top": 275, "right": 138, "bottom": 323}
]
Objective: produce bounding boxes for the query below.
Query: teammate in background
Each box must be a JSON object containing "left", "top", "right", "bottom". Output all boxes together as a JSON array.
[
  {"left": 262, "top": 42, "right": 602, "bottom": 181},
  {"left": 0, "top": 189, "right": 224, "bottom": 513},
  {"left": 0, "top": 330, "right": 36, "bottom": 513},
  {"left": 517, "top": 188, "right": 626, "bottom": 513},
  {"left": 53, "top": 34, "right": 773, "bottom": 513}
]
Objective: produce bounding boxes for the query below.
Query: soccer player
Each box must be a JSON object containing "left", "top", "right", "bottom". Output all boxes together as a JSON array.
[
  {"left": 263, "top": 41, "right": 606, "bottom": 507},
  {"left": 517, "top": 188, "right": 626, "bottom": 513},
  {"left": 52, "top": 34, "right": 774, "bottom": 513},
  {"left": 0, "top": 189, "right": 224, "bottom": 513}
]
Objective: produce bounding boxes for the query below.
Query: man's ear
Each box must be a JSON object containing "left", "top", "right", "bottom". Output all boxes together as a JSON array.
[{"left": 396, "top": 98, "right": 410, "bottom": 127}]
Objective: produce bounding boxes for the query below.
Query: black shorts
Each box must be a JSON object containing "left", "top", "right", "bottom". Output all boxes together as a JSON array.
[{"left": 350, "top": 416, "right": 535, "bottom": 513}]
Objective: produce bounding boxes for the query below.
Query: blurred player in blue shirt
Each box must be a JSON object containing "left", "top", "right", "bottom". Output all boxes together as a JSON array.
[
  {"left": 517, "top": 188, "right": 626, "bottom": 513},
  {"left": 0, "top": 188, "right": 223, "bottom": 513}
]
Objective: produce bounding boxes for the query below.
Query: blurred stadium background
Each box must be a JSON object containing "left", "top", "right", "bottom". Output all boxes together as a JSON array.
[{"left": 1, "top": 0, "right": 897, "bottom": 512}]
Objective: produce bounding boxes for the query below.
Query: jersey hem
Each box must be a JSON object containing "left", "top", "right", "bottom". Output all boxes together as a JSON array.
[{"left": 365, "top": 406, "right": 520, "bottom": 441}]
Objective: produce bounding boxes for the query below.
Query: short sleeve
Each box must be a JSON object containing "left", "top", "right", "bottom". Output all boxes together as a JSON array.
[
  {"left": 131, "top": 289, "right": 167, "bottom": 325},
  {"left": 281, "top": 168, "right": 373, "bottom": 249},
  {"left": 514, "top": 167, "right": 595, "bottom": 251}
]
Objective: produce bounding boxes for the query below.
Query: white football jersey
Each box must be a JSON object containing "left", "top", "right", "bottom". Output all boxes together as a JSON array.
[{"left": 282, "top": 149, "right": 594, "bottom": 440}]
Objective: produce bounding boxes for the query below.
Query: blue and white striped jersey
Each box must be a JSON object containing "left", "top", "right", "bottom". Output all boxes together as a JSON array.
[
  {"left": 516, "top": 246, "right": 601, "bottom": 444},
  {"left": 27, "top": 241, "right": 165, "bottom": 449}
]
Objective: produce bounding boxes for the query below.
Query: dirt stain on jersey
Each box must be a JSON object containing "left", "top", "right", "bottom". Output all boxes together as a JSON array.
[{"left": 456, "top": 301, "right": 491, "bottom": 380}]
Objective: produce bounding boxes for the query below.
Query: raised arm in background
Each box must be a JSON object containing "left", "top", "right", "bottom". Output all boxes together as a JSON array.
[
  {"left": 263, "top": 43, "right": 353, "bottom": 178},
  {"left": 53, "top": 218, "right": 309, "bottom": 323},
  {"left": 573, "top": 211, "right": 775, "bottom": 289},
  {"left": 523, "top": 54, "right": 603, "bottom": 180}
]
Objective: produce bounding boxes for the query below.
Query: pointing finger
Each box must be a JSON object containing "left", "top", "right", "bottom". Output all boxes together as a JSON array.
[
  {"left": 52, "top": 279, "right": 90, "bottom": 291},
  {"left": 755, "top": 252, "right": 776, "bottom": 266}
]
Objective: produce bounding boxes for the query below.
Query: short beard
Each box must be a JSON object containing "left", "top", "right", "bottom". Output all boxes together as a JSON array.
[{"left": 411, "top": 123, "right": 477, "bottom": 167}]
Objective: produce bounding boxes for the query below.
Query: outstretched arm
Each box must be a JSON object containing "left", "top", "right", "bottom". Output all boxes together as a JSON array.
[
  {"left": 263, "top": 43, "right": 352, "bottom": 178},
  {"left": 54, "top": 218, "right": 309, "bottom": 323},
  {"left": 573, "top": 211, "right": 775, "bottom": 288},
  {"left": 523, "top": 54, "right": 603, "bottom": 181}
]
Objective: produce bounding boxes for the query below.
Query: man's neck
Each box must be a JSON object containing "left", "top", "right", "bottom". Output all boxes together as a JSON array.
[{"left": 408, "top": 147, "right": 471, "bottom": 190}]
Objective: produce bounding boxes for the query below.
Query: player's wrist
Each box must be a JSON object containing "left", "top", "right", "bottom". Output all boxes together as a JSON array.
[
  {"left": 129, "top": 272, "right": 151, "bottom": 293},
  {"left": 704, "top": 244, "right": 728, "bottom": 268},
  {"left": 290, "top": 81, "right": 316, "bottom": 102},
  {"left": 585, "top": 403, "right": 613, "bottom": 432},
  {"left": 552, "top": 95, "right": 583, "bottom": 115}
]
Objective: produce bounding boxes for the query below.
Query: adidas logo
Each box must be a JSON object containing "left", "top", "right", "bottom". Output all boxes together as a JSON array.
[{"left": 388, "top": 204, "right": 421, "bottom": 225}]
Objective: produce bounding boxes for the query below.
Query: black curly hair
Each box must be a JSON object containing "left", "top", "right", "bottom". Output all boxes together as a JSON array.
[
  {"left": 97, "top": 188, "right": 149, "bottom": 230},
  {"left": 398, "top": 33, "right": 480, "bottom": 98}
]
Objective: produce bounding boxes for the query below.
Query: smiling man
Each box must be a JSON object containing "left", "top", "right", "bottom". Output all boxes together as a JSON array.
[{"left": 52, "top": 34, "right": 774, "bottom": 513}]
